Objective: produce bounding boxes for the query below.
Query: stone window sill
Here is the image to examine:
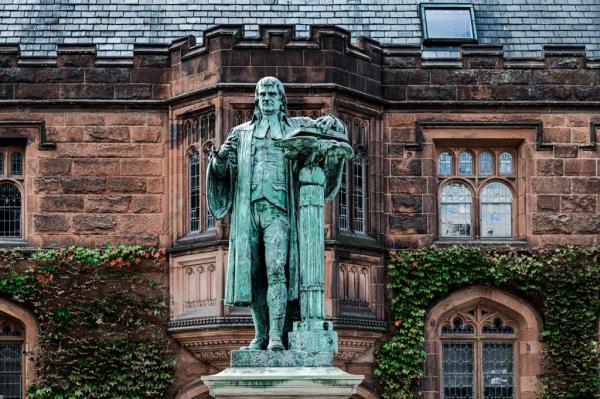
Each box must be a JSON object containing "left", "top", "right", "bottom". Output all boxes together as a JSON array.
[
  {"left": 0, "top": 239, "right": 29, "bottom": 248},
  {"left": 170, "top": 230, "right": 224, "bottom": 254},
  {"left": 433, "top": 238, "right": 528, "bottom": 248}
]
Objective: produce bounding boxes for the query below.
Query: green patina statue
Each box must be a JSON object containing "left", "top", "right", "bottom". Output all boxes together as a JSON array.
[{"left": 207, "top": 77, "right": 351, "bottom": 356}]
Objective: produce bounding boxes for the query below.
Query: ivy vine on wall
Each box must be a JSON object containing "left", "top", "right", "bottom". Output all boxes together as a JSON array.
[
  {"left": 0, "top": 245, "right": 175, "bottom": 399},
  {"left": 375, "top": 246, "right": 600, "bottom": 399}
]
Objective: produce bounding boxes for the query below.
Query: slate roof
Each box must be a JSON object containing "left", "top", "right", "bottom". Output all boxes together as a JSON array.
[{"left": 1, "top": 0, "right": 599, "bottom": 58}]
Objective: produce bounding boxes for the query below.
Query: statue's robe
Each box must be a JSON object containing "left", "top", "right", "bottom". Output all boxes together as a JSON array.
[{"left": 206, "top": 114, "right": 345, "bottom": 306}]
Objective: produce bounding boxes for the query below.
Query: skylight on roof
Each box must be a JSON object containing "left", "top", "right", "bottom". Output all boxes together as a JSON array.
[{"left": 420, "top": 4, "right": 477, "bottom": 44}]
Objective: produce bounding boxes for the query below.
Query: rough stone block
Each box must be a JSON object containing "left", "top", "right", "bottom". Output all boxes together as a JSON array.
[
  {"left": 391, "top": 159, "right": 421, "bottom": 176},
  {"left": 39, "top": 158, "right": 71, "bottom": 176},
  {"left": 120, "top": 159, "right": 162, "bottom": 176},
  {"left": 61, "top": 177, "right": 106, "bottom": 193},
  {"left": 60, "top": 83, "right": 114, "bottom": 99},
  {"left": 532, "top": 214, "right": 572, "bottom": 234},
  {"left": 85, "top": 195, "right": 131, "bottom": 213},
  {"left": 34, "top": 177, "right": 60, "bottom": 193},
  {"left": 572, "top": 178, "right": 600, "bottom": 194},
  {"left": 72, "top": 159, "right": 120, "bottom": 176},
  {"left": 536, "top": 159, "right": 563, "bottom": 176},
  {"left": 85, "top": 68, "right": 130, "bottom": 83},
  {"left": 573, "top": 215, "right": 600, "bottom": 234},
  {"left": 561, "top": 195, "right": 596, "bottom": 213},
  {"left": 107, "top": 177, "right": 146, "bottom": 193},
  {"left": 553, "top": 145, "right": 578, "bottom": 158},
  {"left": 131, "top": 126, "right": 162, "bottom": 143},
  {"left": 40, "top": 195, "right": 83, "bottom": 212},
  {"left": 65, "top": 112, "right": 106, "bottom": 126},
  {"left": 389, "top": 214, "right": 427, "bottom": 234},
  {"left": 83, "top": 126, "right": 130, "bottom": 142},
  {"left": 536, "top": 195, "right": 560, "bottom": 213},
  {"left": 391, "top": 194, "right": 422, "bottom": 213},
  {"left": 34, "top": 214, "right": 70, "bottom": 232},
  {"left": 130, "top": 196, "right": 161, "bottom": 213},
  {"left": 73, "top": 214, "right": 117, "bottom": 233},
  {"left": 564, "top": 159, "right": 596, "bottom": 176},
  {"left": 530, "top": 177, "right": 571, "bottom": 194},
  {"left": 389, "top": 177, "right": 427, "bottom": 194}
]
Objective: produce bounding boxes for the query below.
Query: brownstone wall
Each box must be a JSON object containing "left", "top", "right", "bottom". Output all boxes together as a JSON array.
[{"left": 0, "top": 109, "right": 169, "bottom": 247}]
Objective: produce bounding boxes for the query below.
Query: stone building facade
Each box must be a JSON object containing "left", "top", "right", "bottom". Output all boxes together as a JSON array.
[{"left": 0, "top": 5, "right": 598, "bottom": 398}]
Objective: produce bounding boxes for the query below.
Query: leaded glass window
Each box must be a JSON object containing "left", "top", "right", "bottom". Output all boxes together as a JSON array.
[
  {"left": 479, "top": 152, "right": 493, "bottom": 176},
  {"left": 204, "top": 153, "right": 214, "bottom": 230},
  {"left": 352, "top": 151, "right": 366, "bottom": 233},
  {"left": 439, "top": 152, "right": 453, "bottom": 176},
  {"left": 0, "top": 343, "right": 22, "bottom": 399},
  {"left": 458, "top": 152, "right": 472, "bottom": 175},
  {"left": 480, "top": 183, "right": 512, "bottom": 238},
  {"left": 439, "top": 306, "right": 516, "bottom": 399},
  {"left": 0, "top": 184, "right": 21, "bottom": 238},
  {"left": 9, "top": 153, "right": 22, "bottom": 177},
  {"left": 440, "top": 183, "right": 472, "bottom": 238},
  {"left": 336, "top": 114, "right": 369, "bottom": 235},
  {"left": 499, "top": 152, "right": 513, "bottom": 175},
  {"left": 442, "top": 342, "right": 474, "bottom": 399},
  {"left": 483, "top": 343, "right": 514, "bottom": 399},
  {"left": 0, "top": 153, "right": 3, "bottom": 176},
  {"left": 338, "top": 164, "right": 349, "bottom": 230},
  {"left": 188, "top": 150, "right": 200, "bottom": 233}
]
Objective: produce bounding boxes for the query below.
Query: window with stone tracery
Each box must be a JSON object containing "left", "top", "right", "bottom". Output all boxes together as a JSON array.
[
  {"left": 437, "top": 147, "right": 516, "bottom": 239},
  {"left": 338, "top": 115, "right": 369, "bottom": 235},
  {"left": 0, "top": 147, "right": 25, "bottom": 240},
  {"left": 0, "top": 318, "right": 24, "bottom": 399},
  {"left": 180, "top": 110, "right": 216, "bottom": 235},
  {"left": 439, "top": 305, "right": 516, "bottom": 399}
]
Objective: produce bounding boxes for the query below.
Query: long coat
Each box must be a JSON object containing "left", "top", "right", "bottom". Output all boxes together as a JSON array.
[{"left": 206, "top": 114, "right": 344, "bottom": 307}]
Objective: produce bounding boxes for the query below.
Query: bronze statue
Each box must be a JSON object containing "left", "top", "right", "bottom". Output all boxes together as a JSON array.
[{"left": 207, "top": 77, "right": 349, "bottom": 352}]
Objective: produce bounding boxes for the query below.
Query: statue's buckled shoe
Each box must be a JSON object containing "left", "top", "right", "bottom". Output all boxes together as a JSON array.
[
  {"left": 267, "top": 337, "right": 284, "bottom": 351},
  {"left": 240, "top": 338, "right": 268, "bottom": 351}
]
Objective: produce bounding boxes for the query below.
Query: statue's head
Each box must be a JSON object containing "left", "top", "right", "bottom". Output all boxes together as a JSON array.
[{"left": 254, "top": 76, "right": 287, "bottom": 116}]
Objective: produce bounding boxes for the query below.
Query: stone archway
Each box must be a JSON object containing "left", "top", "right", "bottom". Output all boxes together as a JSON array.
[{"left": 424, "top": 285, "right": 543, "bottom": 399}]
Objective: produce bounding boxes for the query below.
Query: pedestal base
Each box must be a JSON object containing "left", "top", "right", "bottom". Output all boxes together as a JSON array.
[
  {"left": 231, "top": 350, "right": 333, "bottom": 367},
  {"left": 201, "top": 367, "right": 364, "bottom": 399}
]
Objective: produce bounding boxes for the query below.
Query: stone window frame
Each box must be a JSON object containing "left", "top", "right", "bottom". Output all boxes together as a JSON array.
[
  {"left": 436, "top": 147, "right": 518, "bottom": 240},
  {"left": 337, "top": 114, "right": 370, "bottom": 236},
  {"left": 0, "top": 298, "right": 39, "bottom": 397},
  {"left": 425, "top": 286, "right": 543, "bottom": 399},
  {"left": 175, "top": 107, "right": 217, "bottom": 242},
  {"left": 0, "top": 146, "right": 26, "bottom": 243}
]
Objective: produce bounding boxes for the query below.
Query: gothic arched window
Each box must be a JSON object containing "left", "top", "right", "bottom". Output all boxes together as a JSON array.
[
  {"left": 499, "top": 152, "right": 513, "bottom": 175},
  {"left": 440, "top": 182, "right": 472, "bottom": 238},
  {"left": 458, "top": 152, "right": 473, "bottom": 176},
  {"left": 480, "top": 182, "right": 512, "bottom": 238},
  {"left": 0, "top": 183, "right": 21, "bottom": 238},
  {"left": 10, "top": 152, "right": 22, "bottom": 177},
  {"left": 180, "top": 109, "right": 216, "bottom": 237},
  {"left": 479, "top": 152, "right": 493, "bottom": 176},
  {"left": 439, "top": 151, "right": 453, "bottom": 176},
  {"left": 337, "top": 115, "right": 369, "bottom": 235}
]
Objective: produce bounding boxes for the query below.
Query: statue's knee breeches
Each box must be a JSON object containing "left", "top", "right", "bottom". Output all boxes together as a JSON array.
[{"left": 264, "top": 217, "right": 289, "bottom": 285}]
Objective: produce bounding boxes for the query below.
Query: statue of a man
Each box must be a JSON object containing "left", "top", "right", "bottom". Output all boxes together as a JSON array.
[{"left": 207, "top": 77, "right": 346, "bottom": 351}]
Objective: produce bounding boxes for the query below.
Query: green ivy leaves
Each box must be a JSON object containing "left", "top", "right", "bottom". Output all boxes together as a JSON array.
[
  {"left": 0, "top": 245, "right": 174, "bottom": 399},
  {"left": 376, "top": 246, "right": 600, "bottom": 399}
]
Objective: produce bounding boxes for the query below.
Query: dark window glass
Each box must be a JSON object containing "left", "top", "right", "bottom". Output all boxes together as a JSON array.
[
  {"left": 0, "top": 153, "right": 3, "bottom": 176},
  {"left": 442, "top": 317, "right": 475, "bottom": 335},
  {"left": 188, "top": 151, "right": 200, "bottom": 232},
  {"left": 482, "top": 318, "right": 514, "bottom": 335},
  {"left": 0, "top": 343, "right": 22, "bottom": 399},
  {"left": 0, "top": 184, "right": 21, "bottom": 238},
  {"left": 352, "top": 152, "right": 366, "bottom": 233},
  {"left": 424, "top": 8, "right": 474, "bottom": 40},
  {"left": 442, "top": 342, "right": 474, "bottom": 399},
  {"left": 338, "top": 163, "right": 349, "bottom": 230},
  {"left": 10, "top": 153, "right": 22, "bottom": 176},
  {"left": 482, "top": 342, "right": 514, "bottom": 399},
  {"left": 204, "top": 153, "right": 214, "bottom": 230}
]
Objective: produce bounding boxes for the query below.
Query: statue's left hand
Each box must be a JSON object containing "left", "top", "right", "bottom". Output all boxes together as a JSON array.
[{"left": 315, "top": 115, "right": 338, "bottom": 133}]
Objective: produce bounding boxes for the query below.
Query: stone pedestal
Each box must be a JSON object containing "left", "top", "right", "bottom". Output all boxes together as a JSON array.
[{"left": 201, "top": 367, "right": 364, "bottom": 399}]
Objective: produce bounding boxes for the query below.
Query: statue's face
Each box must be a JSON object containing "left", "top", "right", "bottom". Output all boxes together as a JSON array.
[{"left": 257, "top": 83, "right": 282, "bottom": 115}]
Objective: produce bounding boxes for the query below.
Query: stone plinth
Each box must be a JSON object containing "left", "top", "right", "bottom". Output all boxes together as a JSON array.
[
  {"left": 201, "top": 367, "right": 364, "bottom": 399},
  {"left": 231, "top": 350, "right": 333, "bottom": 367}
]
